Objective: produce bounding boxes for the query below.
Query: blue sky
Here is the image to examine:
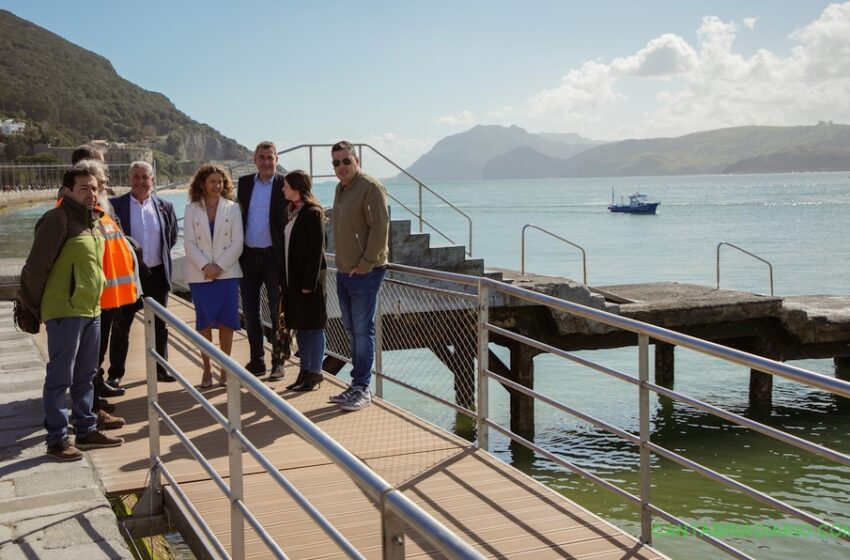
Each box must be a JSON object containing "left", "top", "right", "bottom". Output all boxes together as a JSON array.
[{"left": 2, "top": 1, "right": 848, "bottom": 172}]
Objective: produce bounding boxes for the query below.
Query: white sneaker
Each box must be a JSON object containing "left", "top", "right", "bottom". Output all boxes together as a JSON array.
[
  {"left": 329, "top": 386, "right": 356, "bottom": 404},
  {"left": 339, "top": 387, "right": 371, "bottom": 412}
]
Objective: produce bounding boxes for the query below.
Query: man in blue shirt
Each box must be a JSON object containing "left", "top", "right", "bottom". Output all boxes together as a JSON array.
[{"left": 237, "top": 141, "right": 286, "bottom": 378}]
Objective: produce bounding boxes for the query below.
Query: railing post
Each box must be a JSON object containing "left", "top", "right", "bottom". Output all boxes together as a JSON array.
[
  {"left": 144, "top": 303, "right": 161, "bottom": 491},
  {"left": 477, "top": 281, "right": 490, "bottom": 451},
  {"left": 418, "top": 183, "right": 423, "bottom": 233},
  {"left": 228, "top": 376, "right": 245, "bottom": 559},
  {"left": 638, "top": 334, "right": 652, "bottom": 544},
  {"left": 382, "top": 502, "right": 405, "bottom": 560},
  {"left": 375, "top": 286, "right": 384, "bottom": 400},
  {"left": 309, "top": 146, "right": 314, "bottom": 178}
]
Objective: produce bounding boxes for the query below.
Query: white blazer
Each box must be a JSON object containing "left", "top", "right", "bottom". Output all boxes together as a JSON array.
[{"left": 183, "top": 197, "right": 244, "bottom": 283}]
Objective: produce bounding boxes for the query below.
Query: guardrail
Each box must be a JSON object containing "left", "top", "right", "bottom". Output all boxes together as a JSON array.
[
  {"left": 141, "top": 297, "right": 484, "bottom": 560},
  {"left": 520, "top": 223, "right": 588, "bottom": 284},
  {"left": 338, "top": 261, "right": 850, "bottom": 560},
  {"left": 275, "top": 144, "right": 474, "bottom": 256},
  {"left": 716, "top": 241, "right": 775, "bottom": 296}
]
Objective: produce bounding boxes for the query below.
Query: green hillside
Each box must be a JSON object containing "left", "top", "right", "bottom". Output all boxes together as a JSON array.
[{"left": 0, "top": 9, "right": 249, "bottom": 166}]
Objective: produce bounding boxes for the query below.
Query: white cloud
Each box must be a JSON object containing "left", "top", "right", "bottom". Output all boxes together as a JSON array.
[
  {"left": 509, "top": 2, "right": 850, "bottom": 139},
  {"left": 437, "top": 110, "right": 475, "bottom": 126},
  {"left": 611, "top": 33, "right": 698, "bottom": 76}
]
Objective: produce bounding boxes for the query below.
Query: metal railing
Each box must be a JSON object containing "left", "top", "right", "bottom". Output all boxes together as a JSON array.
[
  {"left": 0, "top": 162, "right": 145, "bottom": 192},
  {"left": 520, "top": 223, "right": 588, "bottom": 284},
  {"left": 141, "top": 297, "right": 483, "bottom": 560},
  {"left": 716, "top": 241, "right": 775, "bottom": 296},
  {"left": 276, "top": 144, "right": 474, "bottom": 256},
  {"left": 347, "top": 261, "right": 850, "bottom": 560}
]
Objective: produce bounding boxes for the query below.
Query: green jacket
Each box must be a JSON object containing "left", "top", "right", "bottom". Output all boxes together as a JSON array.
[
  {"left": 19, "top": 197, "right": 105, "bottom": 322},
  {"left": 331, "top": 171, "right": 389, "bottom": 273}
]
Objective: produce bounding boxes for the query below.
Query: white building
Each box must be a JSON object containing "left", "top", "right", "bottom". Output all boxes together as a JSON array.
[{"left": 1, "top": 119, "right": 26, "bottom": 135}]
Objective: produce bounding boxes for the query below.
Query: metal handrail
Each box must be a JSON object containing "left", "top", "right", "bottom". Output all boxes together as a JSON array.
[
  {"left": 716, "top": 241, "right": 775, "bottom": 295},
  {"left": 277, "top": 143, "right": 474, "bottom": 256},
  {"left": 141, "top": 298, "right": 483, "bottom": 560},
  {"left": 520, "top": 223, "right": 587, "bottom": 284},
  {"left": 369, "top": 261, "right": 850, "bottom": 559}
]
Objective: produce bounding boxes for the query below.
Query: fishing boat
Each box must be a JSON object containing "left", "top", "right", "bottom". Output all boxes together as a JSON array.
[{"left": 608, "top": 191, "right": 660, "bottom": 214}]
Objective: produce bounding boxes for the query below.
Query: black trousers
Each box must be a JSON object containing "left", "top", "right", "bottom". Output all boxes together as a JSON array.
[
  {"left": 110, "top": 264, "right": 170, "bottom": 378},
  {"left": 239, "top": 249, "right": 280, "bottom": 366}
]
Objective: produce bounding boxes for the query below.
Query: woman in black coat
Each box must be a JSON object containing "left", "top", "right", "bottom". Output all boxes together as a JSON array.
[{"left": 280, "top": 170, "right": 327, "bottom": 391}]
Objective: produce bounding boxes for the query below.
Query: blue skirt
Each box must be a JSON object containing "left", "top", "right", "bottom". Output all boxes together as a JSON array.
[{"left": 189, "top": 278, "right": 240, "bottom": 330}]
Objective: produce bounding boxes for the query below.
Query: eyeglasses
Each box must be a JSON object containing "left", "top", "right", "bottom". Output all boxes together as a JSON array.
[{"left": 332, "top": 157, "right": 355, "bottom": 167}]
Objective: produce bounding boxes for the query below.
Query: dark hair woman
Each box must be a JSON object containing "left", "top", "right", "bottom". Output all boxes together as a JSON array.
[{"left": 280, "top": 170, "right": 327, "bottom": 390}]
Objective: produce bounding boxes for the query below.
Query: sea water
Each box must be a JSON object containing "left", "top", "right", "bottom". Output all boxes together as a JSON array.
[{"left": 4, "top": 171, "right": 849, "bottom": 559}]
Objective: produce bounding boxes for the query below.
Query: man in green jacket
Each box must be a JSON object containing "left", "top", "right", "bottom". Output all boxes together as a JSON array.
[{"left": 18, "top": 165, "right": 125, "bottom": 461}]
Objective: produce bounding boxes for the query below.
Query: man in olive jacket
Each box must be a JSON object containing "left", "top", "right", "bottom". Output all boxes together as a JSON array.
[
  {"left": 18, "top": 166, "right": 124, "bottom": 462},
  {"left": 327, "top": 141, "right": 389, "bottom": 412}
]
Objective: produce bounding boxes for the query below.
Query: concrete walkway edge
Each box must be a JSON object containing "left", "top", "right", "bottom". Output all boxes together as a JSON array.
[{"left": 0, "top": 301, "right": 132, "bottom": 559}]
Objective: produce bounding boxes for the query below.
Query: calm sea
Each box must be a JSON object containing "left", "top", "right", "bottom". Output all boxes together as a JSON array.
[{"left": 4, "top": 172, "right": 849, "bottom": 559}]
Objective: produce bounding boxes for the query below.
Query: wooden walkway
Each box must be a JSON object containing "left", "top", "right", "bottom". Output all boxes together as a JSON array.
[{"left": 35, "top": 295, "right": 666, "bottom": 559}]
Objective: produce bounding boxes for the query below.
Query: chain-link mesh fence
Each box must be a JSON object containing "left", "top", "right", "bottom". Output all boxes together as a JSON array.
[{"left": 324, "top": 265, "right": 480, "bottom": 419}]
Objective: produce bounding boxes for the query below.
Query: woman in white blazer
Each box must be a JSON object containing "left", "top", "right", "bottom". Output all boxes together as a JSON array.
[{"left": 183, "top": 164, "right": 244, "bottom": 388}]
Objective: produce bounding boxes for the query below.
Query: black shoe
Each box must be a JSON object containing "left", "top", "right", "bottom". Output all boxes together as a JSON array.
[
  {"left": 157, "top": 371, "right": 177, "bottom": 382},
  {"left": 244, "top": 360, "right": 266, "bottom": 376},
  {"left": 286, "top": 370, "right": 307, "bottom": 390},
  {"left": 98, "top": 383, "right": 125, "bottom": 397},
  {"left": 106, "top": 376, "right": 121, "bottom": 388},
  {"left": 99, "top": 399, "right": 116, "bottom": 414},
  {"left": 291, "top": 372, "right": 323, "bottom": 392}
]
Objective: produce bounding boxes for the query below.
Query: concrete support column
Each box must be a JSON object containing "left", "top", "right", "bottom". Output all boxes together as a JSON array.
[
  {"left": 654, "top": 342, "right": 675, "bottom": 386},
  {"left": 509, "top": 343, "right": 537, "bottom": 442},
  {"left": 749, "top": 369, "right": 773, "bottom": 412}
]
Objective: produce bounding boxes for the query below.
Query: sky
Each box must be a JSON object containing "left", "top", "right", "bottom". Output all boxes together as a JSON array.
[{"left": 3, "top": 1, "right": 850, "bottom": 173}]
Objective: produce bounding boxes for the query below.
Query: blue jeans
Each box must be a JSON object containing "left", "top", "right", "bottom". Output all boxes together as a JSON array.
[
  {"left": 297, "top": 329, "right": 326, "bottom": 373},
  {"left": 240, "top": 249, "right": 280, "bottom": 365},
  {"left": 44, "top": 316, "right": 100, "bottom": 446},
  {"left": 336, "top": 268, "right": 385, "bottom": 388}
]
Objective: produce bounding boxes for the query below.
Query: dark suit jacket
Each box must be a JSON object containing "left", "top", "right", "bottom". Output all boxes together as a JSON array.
[
  {"left": 280, "top": 205, "right": 327, "bottom": 330},
  {"left": 110, "top": 192, "right": 179, "bottom": 289},
  {"left": 237, "top": 173, "right": 286, "bottom": 262}
]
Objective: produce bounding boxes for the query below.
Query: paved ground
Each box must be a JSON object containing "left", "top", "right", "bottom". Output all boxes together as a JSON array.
[{"left": 0, "top": 301, "right": 132, "bottom": 559}]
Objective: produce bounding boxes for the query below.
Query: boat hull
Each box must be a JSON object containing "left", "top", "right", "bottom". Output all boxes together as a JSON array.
[{"left": 608, "top": 202, "right": 660, "bottom": 214}]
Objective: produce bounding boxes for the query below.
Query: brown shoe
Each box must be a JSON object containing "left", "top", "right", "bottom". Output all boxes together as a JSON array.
[
  {"left": 47, "top": 438, "right": 83, "bottom": 462},
  {"left": 97, "top": 409, "right": 126, "bottom": 430},
  {"left": 75, "top": 429, "right": 124, "bottom": 450}
]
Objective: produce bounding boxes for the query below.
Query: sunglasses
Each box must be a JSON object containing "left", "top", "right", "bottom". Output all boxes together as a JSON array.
[{"left": 332, "top": 157, "right": 355, "bottom": 167}]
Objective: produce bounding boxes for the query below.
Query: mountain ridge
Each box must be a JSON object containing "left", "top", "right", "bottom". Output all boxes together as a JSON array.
[
  {"left": 405, "top": 123, "right": 850, "bottom": 180},
  {"left": 0, "top": 9, "right": 251, "bottom": 172}
]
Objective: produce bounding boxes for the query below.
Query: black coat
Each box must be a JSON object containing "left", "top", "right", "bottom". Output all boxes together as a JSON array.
[{"left": 280, "top": 205, "right": 327, "bottom": 330}]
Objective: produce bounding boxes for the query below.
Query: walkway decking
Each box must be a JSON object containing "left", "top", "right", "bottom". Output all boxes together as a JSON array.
[{"left": 33, "top": 295, "right": 667, "bottom": 559}]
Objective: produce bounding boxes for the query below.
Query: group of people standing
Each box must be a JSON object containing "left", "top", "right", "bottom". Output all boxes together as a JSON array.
[
  {"left": 183, "top": 140, "right": 389, "bottom": 413},
  {"left": 17, "top": 139, "right": 389, "bottom": 462}
]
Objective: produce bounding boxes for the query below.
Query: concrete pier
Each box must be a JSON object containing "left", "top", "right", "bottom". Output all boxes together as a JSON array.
[{"left": 0, "top": 302, "right": 131, "bottom": 559}]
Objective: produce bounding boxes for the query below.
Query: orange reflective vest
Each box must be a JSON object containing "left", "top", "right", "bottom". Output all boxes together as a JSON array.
[{"left": 55, "top": 198, "right": 138, "bottom": 309}]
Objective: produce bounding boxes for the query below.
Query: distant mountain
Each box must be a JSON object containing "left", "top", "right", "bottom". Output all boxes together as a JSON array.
[
  {"left": 404, "top": 125, "right": 601, "bottom": 181},
  {"left": 406, "top": 123, "right": 850, "bottom": 180},
  {"left": 560, "top": 124, "right": 850, "bottom": 176},
  {"left": 0, "top": 9, "right": 250, "bottom": 169}
]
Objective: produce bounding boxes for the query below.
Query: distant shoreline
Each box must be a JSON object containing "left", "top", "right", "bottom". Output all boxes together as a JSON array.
[{"left": 0, "top": 185, "right": 190, "bottom": 215}]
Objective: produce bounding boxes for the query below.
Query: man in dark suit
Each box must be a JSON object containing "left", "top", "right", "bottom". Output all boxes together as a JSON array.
[
  {"left": 108, "top": 161, "right": 178, "bottom": 383},
  {"left": 237, "top": 141, "right": 286, "bottom": 378}
]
